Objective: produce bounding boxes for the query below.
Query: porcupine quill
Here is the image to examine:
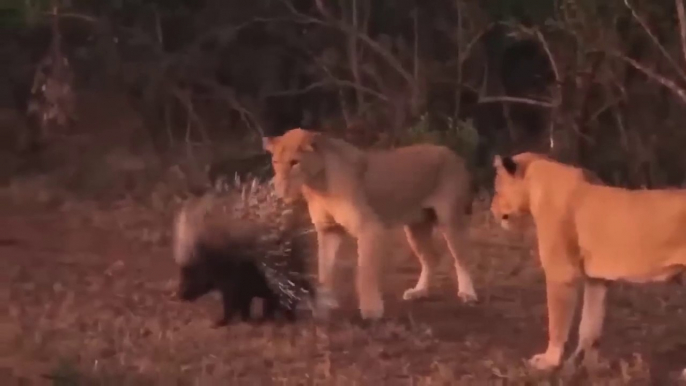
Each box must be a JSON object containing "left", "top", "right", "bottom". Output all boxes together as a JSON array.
[{"left": 226, "top": 176, "right": 314, "bottom": 310}]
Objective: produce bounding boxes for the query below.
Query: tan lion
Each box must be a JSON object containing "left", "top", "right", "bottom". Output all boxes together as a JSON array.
[
  {"left": 491, "top": 152, "right": 686, "bottom": 373},
  {"left": 262, "top": 128, "right": 477, "bottom": 320}
]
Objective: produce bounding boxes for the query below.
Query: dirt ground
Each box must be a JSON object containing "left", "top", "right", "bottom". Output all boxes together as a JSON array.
[{"left": 1, "top": 193, "right": 685, "bottom": 385}]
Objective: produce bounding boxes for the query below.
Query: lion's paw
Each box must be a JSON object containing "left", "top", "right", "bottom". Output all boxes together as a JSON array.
[
  {"left": 457, "top": 290, "right": 478, "bottom": 303},
  {"left": 360, "top": 296, "right": 384, "bottom": 320},
  {"left": 528, "top": 353, "right": 561, "bottom": 371},
  {"left": 403, "top": 287, "right": 429, "bottom": 301}
]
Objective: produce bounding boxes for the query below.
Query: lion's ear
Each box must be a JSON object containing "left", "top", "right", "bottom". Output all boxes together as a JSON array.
[
  {"left": 301, "top": 132, "right": 323, "bottom": 153},
  {"left": 262, "top": 136, "right": 278, "bottom": 153},
  {"left": 494, "top": 155, "right": 518, "bottom": 176},
  {"left": 493, "top": 155, "right": 503, "bottom": 168}
]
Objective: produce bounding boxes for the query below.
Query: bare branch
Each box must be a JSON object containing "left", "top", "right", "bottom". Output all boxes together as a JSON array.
[
  {"left": 676, "top": 0, "right": 686, "bottom": 66},
  {"left": 197, "top": 79, "right": 265, "bottom": 138},
  {"left": 314, "top": 0, "right": 333, "bottom": 19},
  {"left": 623, "top": 0, "right": 686, "bottom": 83},
  {"left": 278, "top": 0, "right": 414, "bottom": 85},
  {"left": 612, "top": 52, "right": 686, "bottom": 105},
  {"left": 459, "top": 23, "right": 495, "bottom": 66},
  {"left": 45, "top": 11, "right": 98, "bottom": 23},
  {"left": 533, "top": 29, "right": 560, "bottom": 85},
  {"left": 264, "top": 79, "right": 390, "bottom": 101},
  {"left": 477, "top": 96, "right": 554, "bottom": 108},
  {"left": 170, "top": 87, "right": 210, "bottom": 144}
]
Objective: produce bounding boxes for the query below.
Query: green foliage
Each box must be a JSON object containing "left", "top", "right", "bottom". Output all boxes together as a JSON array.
[
  {"left": 482, "top": 0, "right": 555, "bottom": 24},
  {"left": 46, "top": 359, "right": 81, "bottom": 386},
  {"left": 400, "top": 114, "right": 493, "bottom": 187},
  {"left": 0, "top": 0, "right": 51, "bottom": 28},
  {"left": 401, "top": 114, "right": 479, "bottom": 160},
  {"left": 401, "top": 114, "right": 479, "bottom": 165}
]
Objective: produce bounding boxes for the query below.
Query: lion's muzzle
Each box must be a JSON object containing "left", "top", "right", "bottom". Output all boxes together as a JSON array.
[{"left": 272, "top": 178, "right": 300, "bottom": 204}]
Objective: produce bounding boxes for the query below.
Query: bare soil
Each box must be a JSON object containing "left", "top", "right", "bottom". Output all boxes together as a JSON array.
[{"left": 1, "top": 197, "right": 685, "bottom": 385}]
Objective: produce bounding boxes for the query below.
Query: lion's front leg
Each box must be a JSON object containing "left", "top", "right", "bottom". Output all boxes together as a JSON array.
[
  {"left": 313, "top": 228, "right": 344, "bottom": 318},
  {"left": 530, "top": 279, "right": 578, "bottom": 370},
  {"left": 566, "top": 279, "right": 607, "bottom": 370},
  {"left": 356, "top": 228, "right": 386, "bottom": 320}
]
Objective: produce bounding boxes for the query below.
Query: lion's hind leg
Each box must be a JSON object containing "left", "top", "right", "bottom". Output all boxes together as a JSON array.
[
  {"left": 402, "top": 221, "right": 440, "bottom": 301},
  {"left": 437, "top": 222, "right": 478, "bottom": 303},
  {"left": 566, "top": 279, "right": 607, "bottom": 370}
]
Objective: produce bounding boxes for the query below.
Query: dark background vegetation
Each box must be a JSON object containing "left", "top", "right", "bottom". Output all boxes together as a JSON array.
[
  {"left": 3, "top": 0, "right": 686, "bottom": 192},
  {"left": 2, "top": 2, "right": 686, "bottom": 384}
]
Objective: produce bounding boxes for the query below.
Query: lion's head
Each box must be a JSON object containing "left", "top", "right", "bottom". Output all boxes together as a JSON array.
[
  {"left": 491, "top": 152, "right": 601, "bottom": 230},
  {"left": 262, "top": 128, "right": 326, "bottom": 203},
  {"left": 491, "top": 155, "right": 531, "bottom": 230}
]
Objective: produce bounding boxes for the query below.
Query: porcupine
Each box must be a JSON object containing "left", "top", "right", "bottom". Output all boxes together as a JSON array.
[{"left": 172, "top": 177, "right": 315, "bottom": 326}]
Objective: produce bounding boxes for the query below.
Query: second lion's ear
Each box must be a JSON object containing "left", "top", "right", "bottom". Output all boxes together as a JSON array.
[
  {"left": 494, "top": 155, "right": 518, "bottom": 176},
  {"left": 302, "top": 132, "right": 323, "bottom": 153},
  {"left": 501, "top": 156, "right": 518, "bottom": 175},
  {"left": 262, "top": 136, "right": 278, "bottom": 153}
]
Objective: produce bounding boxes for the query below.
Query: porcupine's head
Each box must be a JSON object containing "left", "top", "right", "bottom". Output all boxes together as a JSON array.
[{"left": 172, "top": 194, "right": 221, "bottom": 301}]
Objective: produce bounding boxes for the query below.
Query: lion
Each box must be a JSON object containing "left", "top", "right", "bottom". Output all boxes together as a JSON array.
[
  {"left": 262, "top": 128, "right": 478, "bottom": 320},
  {"left": 491, "top": 152, "right": 686, "bottom": 373}
]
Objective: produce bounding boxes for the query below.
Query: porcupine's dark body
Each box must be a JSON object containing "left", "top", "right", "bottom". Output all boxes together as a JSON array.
[
  {"left": 173, "top": 193, "right": 315, "bottom": 326},
  {"left": 177, "top": 241, "right": 297, "bottom": 326}
]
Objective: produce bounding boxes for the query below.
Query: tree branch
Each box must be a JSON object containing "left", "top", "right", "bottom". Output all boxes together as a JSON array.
[
  {"left": 477, "top": 96, "right": 554, "bottom": 108},
  {"left": 623, "top": 0, "right": 686, "bottom": 84},
  {"left": 612, "top": 52, "right": 686, "bottom": 105},
  {"left": 459, "top": 23, "right": 495, "bottom": 66},
  {"left": 264, "top": 79, "right": 390, "bottom": 101},
  {"left": 534, "top": 29, "right": 560, "bottom": 85},
  {"left": 676, "top": 0, "right": 686, "bottom": 67},
  {"left": 279, "top": 0, "right": 414, "bottom": 85}
]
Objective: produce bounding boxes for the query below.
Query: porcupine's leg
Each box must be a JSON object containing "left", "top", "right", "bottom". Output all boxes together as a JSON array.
[
  {"left": 235, "top": 292, "right": 254, "bottom": 322},
  {"left": 214, "top": 287, "right": 236, "bottom": 327},
  {"left": 281, "top": 304, "right": 297, "bottom": 322},
  {"left": 229, "top": 269, "right": 255, "bottom": 323},
  {"left": 262, "top": 293, "right": 280, "bottom": 321}
]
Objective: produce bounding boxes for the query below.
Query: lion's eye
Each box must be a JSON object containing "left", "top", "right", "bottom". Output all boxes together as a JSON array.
[{"left": 290, "top": 160, "right": 299, "bottom": 167}]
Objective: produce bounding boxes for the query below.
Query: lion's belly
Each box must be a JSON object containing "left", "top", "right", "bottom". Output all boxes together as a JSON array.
[{"left": 582, "top": 251, "right": 685, "bottom": 283}]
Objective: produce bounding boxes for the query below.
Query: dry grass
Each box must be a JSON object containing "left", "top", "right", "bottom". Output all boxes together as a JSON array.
[{"left": 1, "top": 181, "right": 685, "bottom": 386}]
